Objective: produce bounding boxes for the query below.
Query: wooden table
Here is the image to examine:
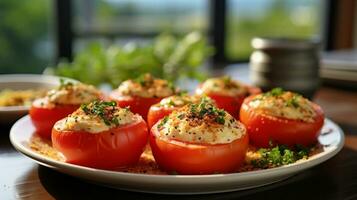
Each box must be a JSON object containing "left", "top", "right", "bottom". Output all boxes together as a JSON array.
[{"left": 1, "top": 86, "right": 357, "bottom": 200}]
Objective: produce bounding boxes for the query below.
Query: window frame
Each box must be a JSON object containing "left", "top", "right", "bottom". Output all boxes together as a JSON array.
[{"left": 54, "top": 0, "right": 343, "bottom": 66}]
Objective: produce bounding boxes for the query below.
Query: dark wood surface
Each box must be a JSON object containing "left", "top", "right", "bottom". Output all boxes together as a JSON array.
[{"left": 1, "top": 86, "right": 357, "bottom": 200}]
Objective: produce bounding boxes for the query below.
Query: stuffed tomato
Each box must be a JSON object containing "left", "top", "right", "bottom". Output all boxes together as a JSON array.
[
  {"left": 110, "top": 74, "right": 177, "bottom": 121},
  {"left": 240, "top": 88, "right": 324, "bottom": 148},
  {"left": 195, "top": 76, "right": 261, "bottom": 119},
  {"left": 150, "top": 98, "right": 249, "bottom": 175},
  {"left": 147, "top": 94, "right": 213, "bottom": 128},
  {"left": 30, "top": 81, "right": 102, "bottom": 139},
  {"left": 52, "top": 101, "right": 148, "bottom": 169}
]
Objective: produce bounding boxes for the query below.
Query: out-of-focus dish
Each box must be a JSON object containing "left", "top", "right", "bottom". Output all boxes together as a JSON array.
[
  {"left": 0, "top": 89, "right": 47, "bottom": 107},
  {"left": 0, "top": 74, "right": 77, "bottom": 124}
]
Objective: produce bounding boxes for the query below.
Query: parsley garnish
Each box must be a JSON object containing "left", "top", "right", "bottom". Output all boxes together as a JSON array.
[
  {"left": 215, "top": 116, "right": 225, "bottom": 124},
  {"left": 177, "top": 113, "right": 185, "bottom": 119},
  {"left": 157, "top": 116, "right": 169, "bottom": 129},
  {"left": 285, "top": 94, "right": 300, "bottom": 108},
  {"left": 177, "top": 90, "right": 188, "bottom": 96},
  {"left": 134, "top": 73, "right": 154, "bottom": 87},
  {"left": 222, "top": 76, "right": 231, "bottom": 85},
  {"left": 221, "top": 76, "right": 239, "bottom": 89},
  {"left": 59, "top": 78, "right": 74, "bottom": 89},
  {"left": 188, "top": 98, "right": 226, "bottom": 124},
  {"left": 81, "top": 101, "right": 119, "bottom": 126},
  {"left": 251, "top": 144, "right": 310, "bottom": 168},
  {"left": 168, "top": 99, "right": 176, "bottom": 106},
  {"left": 266, "top": 87, "right": 284, "bottom": 96}
]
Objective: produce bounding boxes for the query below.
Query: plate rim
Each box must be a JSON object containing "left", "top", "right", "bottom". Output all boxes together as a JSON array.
[{"left": 9, "top": 115, "right": 345, "bottom": 181}]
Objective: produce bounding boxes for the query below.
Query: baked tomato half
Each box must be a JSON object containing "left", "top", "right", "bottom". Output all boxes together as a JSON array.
[
  {"left": 147, "top": 105, "right": 175, "bottom": 129},
  {"left": 147, "top": 95, "right": 209, "bottom": 128},
  {"left": 149, "top": 99, "right": 249, "bottom": 175},
  {"left": 109, "top": 74, "right": 176, "bottom": 121},
  {"left": 195, "top": 77, "right": 261, "bottom": 119},
  {"left": 52, "top": 102, "right": 148, "bottom": 169},
  {"left": 30, "top": 81, "right": 102, "bottom": 139},
  {"left": 150, "top": 126, "right": 249, "bottom": 175},
  {"left": 30, "top": 99, "right": 78, "bottom": 139},
  {"left": 110, "top": 92, "right": 162, "bottom": 121},
  {"left": 240, "top": 93, "right": 324, "bottom": 148}
]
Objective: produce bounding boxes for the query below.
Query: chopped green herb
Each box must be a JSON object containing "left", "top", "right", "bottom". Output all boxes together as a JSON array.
[
  {"left": 157, "top": 116, "right": 169, "bottom": 129},
  {"left": 80, "top": 101, "right": 119, "bottom": 126},
  {"left": 177, "top": 90, "right": 188, "bottom": 96},
  {"left": 59, "top": 78, "right": 74, "bottom": 89},
  {"left": 134, "top": 74, "right": 154, "bottom": 87},
  {"left": 168, "top": 99, "right": 176, "bottom": 106},
  {"left": 222, "top": 76, "right": 231, "bottom": 85},
  {"left": 188, "top": 98, "right": 226, "bottom": 124},
  {"left": 177, "top": 113, "right": 185, "bottom": 119},
  {"left": 215, "top": 116, "right": 225, "bottom": 124},
  {"left": 266, "top": 87, "right": 284, "bottom": 96},
  {"left": 285, "top": 95, "right": 300, "bottom": 108},
  {"left": 251, "top": 144, "right": 311, "bottom": 169}
]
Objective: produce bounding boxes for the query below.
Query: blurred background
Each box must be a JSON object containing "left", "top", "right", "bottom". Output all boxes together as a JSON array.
[{"left": 0, "top": 0, "right": 355, "bottom": 85}]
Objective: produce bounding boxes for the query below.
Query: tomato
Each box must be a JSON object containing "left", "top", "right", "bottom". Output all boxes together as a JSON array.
[
  {"left": 149, "top": 124, "right": 249, "bottom": 175},
  {"left": 196, "top": 85, "right": 261, "bottom": 119},
  {"left": 109, "top": 91, "right": 162, "bottom": 121},
  {"left": 52, "top": 117, "right": 148, "bottom": 169},
  {"left": 147, "top": 105, "right": 176, "bottom": 128},
  {"left": 30, "top": 99, "right": 78, "bottom": 139},
  {"left": 239, "top": 95, "right": 325, "bottom": 148}
]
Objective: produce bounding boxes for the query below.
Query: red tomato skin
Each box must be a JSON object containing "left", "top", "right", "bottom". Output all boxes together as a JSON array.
[
  {"left": 147, "top": 105, "right": 176, "bottom": 129},
  {"left": 109, "top": 92, "right": 162, "bottom": 121},
  {"left": 205, "top": 94, "right": 244, "bottom": 119},
  {"left": 149, "top": 126, "right": 249, "bottom": 175},
  {"left": 30, "top": 102, "right": 78, "bottom": 139},
  {"left": 52, "top": 118, "right": 148, "bottom": 169},
  {"left": 196, "top": 85, "right": 261, "bottom": 120},
  {"left": 240, "top": 95, "right": 325, "bottom": 148}
]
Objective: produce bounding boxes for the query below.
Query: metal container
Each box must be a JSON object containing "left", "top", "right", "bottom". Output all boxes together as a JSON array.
[{"left": 249, "top": 37, "right": 320, "bottom": 98}]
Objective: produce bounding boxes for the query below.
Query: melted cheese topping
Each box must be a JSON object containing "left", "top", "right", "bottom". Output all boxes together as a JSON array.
[
  {"left": 159, "top": 95, "right": 213, "bottom": 108},
  {"left": 46, "top": 83, "right": 101, "bottom": 105},
  {"left": 248, "top": 91, "right": 317, "bottom": 122},
  {"left": 198, "top": 76, "right": 248, "bottom": 97},
  {"left": 54, "top": 104, "right": 137, "bottom": 133},
  {"left": 156, "top": 103, "right": 246, "bottom": 144},
  {"left": 115, "top": 74, "right": 175, "bottom": 98}
]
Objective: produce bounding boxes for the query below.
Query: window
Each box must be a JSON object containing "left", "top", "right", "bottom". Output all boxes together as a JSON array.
[
  {"left": 0, "top": 0, "right": 54, "bottom": 74},
  {"left": 72, "top": 0, "right": 209, "bottom": 52},
  {"left": 226, "top": 0, "right": 324, "bottom": 60}
]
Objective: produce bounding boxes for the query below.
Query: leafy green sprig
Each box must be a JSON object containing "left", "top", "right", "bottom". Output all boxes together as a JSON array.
[
  {"left": 52, "top": 32, "right": 213, "bottom": 87},
  {"left": 251, "top": 144, "right": 310, "bottom": 169}
]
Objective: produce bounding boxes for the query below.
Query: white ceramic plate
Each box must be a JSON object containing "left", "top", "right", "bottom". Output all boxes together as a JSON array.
[
  {"left": 0, "top": 74, "right": 76, "bottom": 124},
  {"left": 10, "top": 115, "right": 344, "bottom": 194}
]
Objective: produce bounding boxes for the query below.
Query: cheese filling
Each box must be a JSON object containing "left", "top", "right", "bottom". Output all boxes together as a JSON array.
[
  {"left": 35, "top": 81, "right": 101, "bottom": 108},
  {"left": 115, "top": 74, "right": 175, "bottom": 98},
  {"left": 248, "top": 88, "right": 317, "bottom": 122},
  {"left": 158, "top": 94, "right": 213, "bottom": 108},
  {"left": 54, "top": 101, "right": 137, "bottom": 133},
  {"left": 156, "top": 99, "right": 246, "bottom": 144},
  {"left": 198, "top": 76, "right": 248, "bottom": 97}
]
